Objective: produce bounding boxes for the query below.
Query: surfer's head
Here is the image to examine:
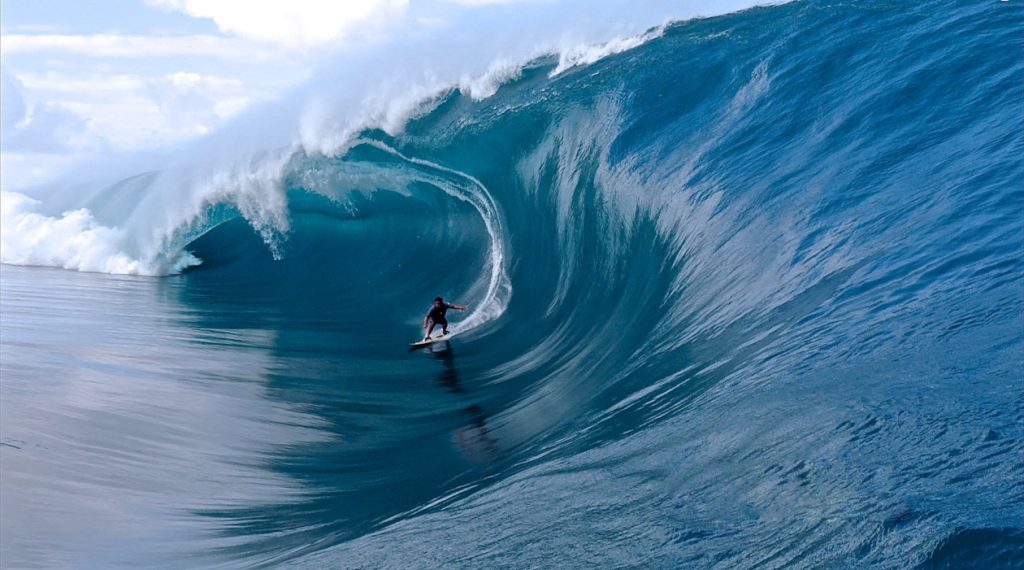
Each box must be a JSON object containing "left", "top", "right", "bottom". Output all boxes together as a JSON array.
[{"left": 434, "top": 296, "right": 444, "bottom": 306}]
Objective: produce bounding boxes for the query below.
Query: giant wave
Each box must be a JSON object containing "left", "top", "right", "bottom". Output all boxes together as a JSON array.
[{"left": 1, "top": 0, "right": 1022, "bottom": 568}]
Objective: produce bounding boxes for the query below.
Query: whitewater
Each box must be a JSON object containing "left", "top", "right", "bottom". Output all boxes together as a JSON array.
[{"left": 2, "top": 0, "right": 1022, "bottom": 568}]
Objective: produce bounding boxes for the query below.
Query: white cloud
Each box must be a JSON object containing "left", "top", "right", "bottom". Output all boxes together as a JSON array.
[
  {"left": 0, "top": 72, "right": 100, "bottom": 154},
  {"left": 1, "top": 72, "right": 29, "bottom": 131},
  {"left": 12, "top": 70, "right": 259, "bottom": 150},
  {"left": 16, "top": 72, "right": 149, "bottom": 94},
  {"left": 145, "top": 0, "right": 410, "bottom": 48},
  {"left": 0, "top": 34, "right": 283, "bottom": 61},
  {"left": 147, "top": 71, "right": 248, "bottom": 135},
  {"left": 444, "top": 0, "right": 552, "bottom": 4},
  {"left": 0, "top": 24, "right": 67, "bottom": 33},
  {"left": 0, "top": 152, "right": 87, "bottom": 191}
]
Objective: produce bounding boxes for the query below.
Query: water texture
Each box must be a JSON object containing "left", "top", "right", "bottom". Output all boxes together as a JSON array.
[{"left": 1, "top": 1, "right": 1022, "bottom": 568}]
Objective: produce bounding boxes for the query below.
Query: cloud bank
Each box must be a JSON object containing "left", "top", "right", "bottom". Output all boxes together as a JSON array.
[
  {"left": 145, "top": 0, "right": 410, "bottom": 49},
  {"left": 1, "top": 72, "right": 95, "bottom": 154}
]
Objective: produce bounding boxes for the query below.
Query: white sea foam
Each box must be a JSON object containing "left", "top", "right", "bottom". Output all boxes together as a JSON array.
[
  {"left": 550, "top": 26, "right": 667, "bottom": 77},
  {"left": 0, "top": 190, "right": 199, "bottom": 275},
  {"left": 459, "top": 59, "right": 525, "bottom": 101}
]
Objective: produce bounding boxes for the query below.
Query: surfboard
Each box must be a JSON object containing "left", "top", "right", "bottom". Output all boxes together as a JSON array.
[{"left": 409, "top": 332, "right": 451, "bottom": 350}]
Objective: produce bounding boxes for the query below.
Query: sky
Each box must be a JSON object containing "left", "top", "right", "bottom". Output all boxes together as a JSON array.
[
  {"left": 0, "top": 0, "right": 521, "bottom": 189},
  {"left": 0, "top": 0, "right": 762, "bottom": 191}
]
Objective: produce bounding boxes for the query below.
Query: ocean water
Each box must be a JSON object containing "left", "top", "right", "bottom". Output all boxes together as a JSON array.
[{"left": 2, "top": 0, "right": 1023, "bottom": 568}]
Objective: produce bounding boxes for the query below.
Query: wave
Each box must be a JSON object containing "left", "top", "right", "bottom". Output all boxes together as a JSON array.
[
  {"left": 1, "top": 1, "right": 770, "bottom": 278},
  {"left": 2, "top": 0, "right": 1023, "bottom": 567}
]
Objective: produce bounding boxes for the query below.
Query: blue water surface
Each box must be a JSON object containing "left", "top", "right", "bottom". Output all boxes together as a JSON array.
[{"left": 2, "top": 0, "right": 1023, "bottom": 567}]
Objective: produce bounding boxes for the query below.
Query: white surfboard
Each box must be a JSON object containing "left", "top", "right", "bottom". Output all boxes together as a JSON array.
[{"left": 409, "top": 332, "right": 451, "bottom": 350}]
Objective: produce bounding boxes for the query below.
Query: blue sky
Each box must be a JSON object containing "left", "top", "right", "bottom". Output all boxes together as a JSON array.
[{"left": 2, "top": 0, "right": 220, "bottom": 35}]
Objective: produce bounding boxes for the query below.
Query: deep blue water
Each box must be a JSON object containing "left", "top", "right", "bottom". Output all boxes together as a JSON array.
[{"left": 2, "top": 1, "right": 1023, "bottom": 568}]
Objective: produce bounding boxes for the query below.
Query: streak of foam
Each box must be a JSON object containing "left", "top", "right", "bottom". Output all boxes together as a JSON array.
[
  {"left": 550, "top": 25, "right": 667, "bottom": 77},
  {"left": 356, "top": 140, "right": 512, "bottom": 335}
]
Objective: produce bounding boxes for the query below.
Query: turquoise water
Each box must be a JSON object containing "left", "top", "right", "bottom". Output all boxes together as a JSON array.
[{"left": 2, "top": 1, "right": 1023, "bottom": 567}]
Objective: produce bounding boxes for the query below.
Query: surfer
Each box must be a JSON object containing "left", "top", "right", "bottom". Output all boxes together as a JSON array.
[{"left": 423, "top": 296, "right": 467, "bottom": 341}]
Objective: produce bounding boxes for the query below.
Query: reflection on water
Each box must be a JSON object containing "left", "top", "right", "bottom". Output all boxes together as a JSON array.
[
  {"left": 0, "top": 264, "right": 518, "bottom": 568},
  {"left": 0, "top": 266, "right": 329, "bottom": 569},
  {"left": 431, "top": 344, "right": 501, "bottom": 464}
]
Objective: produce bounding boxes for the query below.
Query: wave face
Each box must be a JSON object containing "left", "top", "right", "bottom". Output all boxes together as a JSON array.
[{"left": 2, "top": 0, "right": 1023, "bottom": 568}]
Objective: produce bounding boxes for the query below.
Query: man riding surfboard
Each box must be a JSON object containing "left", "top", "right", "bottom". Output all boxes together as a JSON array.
[{"left": 423, "top": 296, "right": 467, "bottom": 341}]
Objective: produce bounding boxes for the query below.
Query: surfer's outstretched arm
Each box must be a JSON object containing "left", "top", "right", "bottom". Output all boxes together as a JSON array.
[{"left": 449, "top": 303, "right": 467, "bottom": 310}]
